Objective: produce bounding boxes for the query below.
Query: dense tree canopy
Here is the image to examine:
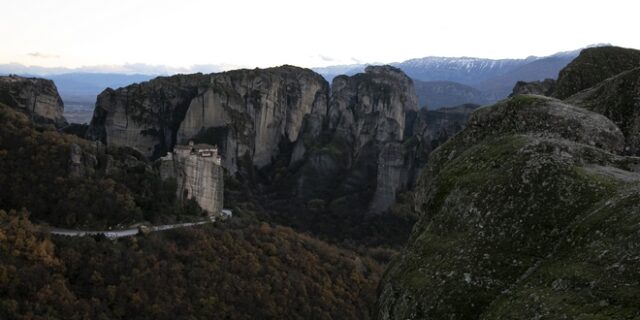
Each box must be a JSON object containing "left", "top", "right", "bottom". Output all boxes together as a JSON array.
[
  {"left": 0, "top": 211, "right": 382, "bottom": 319},
  {"left": 0, "top": 103, "right": 202, "bottom": 228}
]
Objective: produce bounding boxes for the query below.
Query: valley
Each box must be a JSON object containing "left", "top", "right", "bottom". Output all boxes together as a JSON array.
[{"left": 1, "top": 45, "right": 640, "bottom": 319}]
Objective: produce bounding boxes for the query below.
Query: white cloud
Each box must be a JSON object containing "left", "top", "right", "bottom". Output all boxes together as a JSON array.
[
  {"left": 27, "top": 52, "right": 60, "bottom": 59},
  {"left": 1, "top": 0, "right": 639, "bottom": 69}
]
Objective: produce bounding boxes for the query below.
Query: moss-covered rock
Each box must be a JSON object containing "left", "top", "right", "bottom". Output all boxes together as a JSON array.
[
  {"left": 566, "top": 67, "right": 640, "bottom": 155},
  {"left": 554, "top": 46, "right": 640, "bottom": 99},
  {"left": 377, "top": 94, "right": 640, "bottom": 319}
]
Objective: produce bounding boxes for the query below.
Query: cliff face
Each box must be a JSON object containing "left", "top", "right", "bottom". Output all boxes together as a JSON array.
[
  {"left": 89, "top": 65, "right": 423, "bottom": 215},
  {"left": 177, "top": 66, "right": 329, "bottom": 172},
  {"left": 87, "top": 67, "right": 328, "bottom": 173},
  {"left": 329, "top": 66, "right": 417, "bottom": 148},
  {"left": 86, "top": 74, "right": 208, "bottom": 158},
  {"left": 378, "top": 95, "right": 640, "bottom": 319},
  {"left": 293, "top": 66, "right": 419, "bottom": 215},
  {"left": 0, "top": 75, "right": 66, "bottom": 126},
  {"left": 160, "top": 146, "right": 224, "bottom": 216},
  {"left": 408, "top": 104, "right": 479, "bottom": 161}
]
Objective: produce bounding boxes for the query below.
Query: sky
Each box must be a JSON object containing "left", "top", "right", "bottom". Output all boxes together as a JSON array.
[{"left": 1, "top": 0, "right": 639, "bottom": 73}]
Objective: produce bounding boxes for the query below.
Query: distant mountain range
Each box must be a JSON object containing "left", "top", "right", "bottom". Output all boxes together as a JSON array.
[
  {"left": 0, "top": 45, "right": 605, "bottom": 121},
  {"left": 313, "top": 47, "right": 594, "bottom": 108}
]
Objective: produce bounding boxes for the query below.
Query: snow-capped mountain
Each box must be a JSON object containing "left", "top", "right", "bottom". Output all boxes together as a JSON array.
[
  {"left": 392, "top": 56, "right": 538, "bottom": 84},
  {"left": 314, "top": 48, "right": 584, "bottom": 86},
  {"left": 312, "top": 46, "right": 600, "bottom": 108}
]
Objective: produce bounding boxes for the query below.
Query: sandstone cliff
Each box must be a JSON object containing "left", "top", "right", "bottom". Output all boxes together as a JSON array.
[
  {"left": 378, "top": 94, "right": 640, "bottom": 319},
  {"left": 293, "top": 65, "right": 419, "bottom": 215},
  {"left": 177, "top": 66, "right": 329, "bottom": 172},
  {"left": 0, "top": 75, "right": 66, "bottom": 126},
  {"left": 88, "top": 65, "right": 422, "bottom": 215},
  {"left": 86, "top": 73, "right": 208, "bottom": 158},
  {"left": 87, "top": 66, "right": 328, "bottom": 173}
]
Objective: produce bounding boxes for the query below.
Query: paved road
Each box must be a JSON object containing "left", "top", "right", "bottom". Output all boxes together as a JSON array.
[{"left": 49, "top": 219, "right": 214, "bottom": 239}]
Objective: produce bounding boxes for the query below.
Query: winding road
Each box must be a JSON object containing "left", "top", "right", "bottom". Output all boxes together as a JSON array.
[{"left": 47, "top": 209, "right": 232, "bottom": 239}]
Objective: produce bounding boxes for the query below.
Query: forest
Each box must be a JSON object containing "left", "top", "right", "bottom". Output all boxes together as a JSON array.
[
  {"left": 1, "top": 209, "right": 382, "bottom": 319},
  {"left": 0, "top": 102, "right": 396, "bottom": 319}
]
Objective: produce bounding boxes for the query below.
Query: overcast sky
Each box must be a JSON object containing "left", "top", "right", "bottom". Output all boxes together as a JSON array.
[{"left": 2, "top": 0, "right": 639, "bottom": 71}]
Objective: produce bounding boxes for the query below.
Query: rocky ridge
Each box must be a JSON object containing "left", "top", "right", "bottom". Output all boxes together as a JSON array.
[
  {"left": 514, "top": 46, "right": 640, "bottom": 156},
  {"left": 86, "top": 73, "right": 208, "bottom": 159},
  {"left": 293, "top": 65, "right": 419, "bottom": 214},
  {"left": 378, "top": 46, "right": 640, "bottom": 319},
  {"left": 553, "top": 46, "right": 640, "bottom": 99},
  {"left": 87, "top": 66, "right": 328, "bottom": 172},
  {"left": 89, "top": 65, "right": 449, "bottom": 216},
  {"left": 378, "top": 94, "right": 640, "bottom": 319},
  {"left": 566, "top": 67, "right": 640, "bottom": 155}
]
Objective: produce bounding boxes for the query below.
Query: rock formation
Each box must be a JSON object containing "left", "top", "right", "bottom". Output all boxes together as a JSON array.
[
  {"left": 87, "top": 66, "right": 328, "bottom": 173},
  {"left": 176, "top": 66, "right": 329, "bottom": 172},
  {"left": 377, "top": 94, "right": 640, "bottom": 319},
  {"left": 566, "top": 67, "right": 640, "bottom": 154},
  {"left": 88, "top": 65, "right": 425, "bottom": 215},
  {"left": 67, "top": 143, "right": 98, "bottom": 178},
  {"left": 553, "top": 46, "right": 640, "bottom": 99},
  {"left": 407, "top": 104, "right": 479, "bottom": 162},
  {"left": 160, "top": 141, "right": 224, "bottom": 216},
  {"left": 292, "top": 65, "right": 419, "bottom": 214},
  {"left": 86, "top": 73, "right": 208, "bottom": 158},
  {"left": 510, "top": 78, "right": 556, "bottom": 96},
  {"left": 0, "top": 75, "right": 66, "bottom": 126}
]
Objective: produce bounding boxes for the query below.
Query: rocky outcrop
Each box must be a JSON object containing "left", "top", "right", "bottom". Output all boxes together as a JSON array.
[
  {"left": 86, "top": 73, "right": 208, "bottom": 158},
  {"left": 566, "top": 67, "right": 640, "bottom": 155},
  {"left": 506, "top": 47, "right": 640, "bottom": 156},
  {"left": 554, "top": 46, "right": 640, "bottom": 99},
  {"left": 0, "top": 75, "right": 66, "bottom": 126},
  {"left": 177, "top": 66, "right": 329, "bottom": 172},
  {"left": 368, "top": 142, "right": 410, "bottom": 212},
  {"left": 67, "top": 143, "right": 98, "bottom": 178},
  {"left": 88, "top": 64, "right": 423, "bottom": 215},
  {"left": 408, "top": 104, "right": 478, "bottom": 160},
  {"left": 377, "top": 94, "right": 640, "bottom": 319},
  {"left": 294, "top": 66, "right": 419, "bottom": 214},
  {"left": 328, "top": 65, "right": 417, "bottom": 146},
  {"left": 90, "top": 64, "right": 484, "bottom": 216},
  {"left": 510, "top": 78, "right": 556, "bottom": 96},
  {"left": 466, "top": 95, "right": 624, "bottom": 153},
  {"left": 87, "top": 66, "right": 328, "bottom": 173}
]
